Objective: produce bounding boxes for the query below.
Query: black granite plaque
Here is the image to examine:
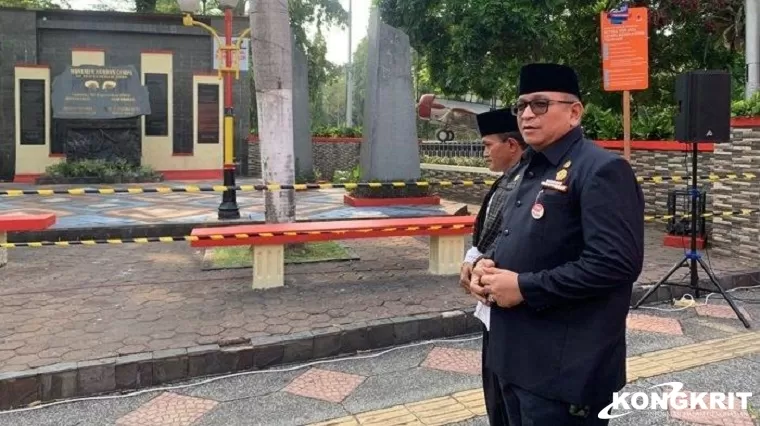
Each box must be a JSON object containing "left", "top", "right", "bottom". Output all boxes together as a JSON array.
[
  {"left": 145, "top": 73, "right": 168, "bottom": 136},
  {"left": 197, "top": 83, "right": 219, "bottom": 144},
  {"left": 19, "top": 79, "right": 46, "bottom": 145},
  {"left": 51, "top": 65, "right": 151, "bottom": 119}
]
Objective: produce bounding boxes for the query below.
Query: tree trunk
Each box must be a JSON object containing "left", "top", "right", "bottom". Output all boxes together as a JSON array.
[{"left": 250, "top": 0, "right": 296, "bottom": 223}]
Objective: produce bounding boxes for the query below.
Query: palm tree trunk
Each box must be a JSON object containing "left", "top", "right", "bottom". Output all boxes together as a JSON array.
[{"left": 250, "top": 0, "right": 296, "bottom": 223}]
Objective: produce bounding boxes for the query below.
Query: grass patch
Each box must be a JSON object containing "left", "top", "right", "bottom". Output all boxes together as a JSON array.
[{"left": 201, "top": 241, "right": 358, "bottom": 270}]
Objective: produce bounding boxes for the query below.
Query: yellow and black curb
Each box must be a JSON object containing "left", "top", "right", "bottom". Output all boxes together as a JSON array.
[
  {"left": 0, "top": 181, "right": 491, "bottom": 196},
  {"left": 0, "top": 172, "right": 757, "bottom": 197},
  {"left": 636, "top": 172, "right": 757, "bottom": 183}
]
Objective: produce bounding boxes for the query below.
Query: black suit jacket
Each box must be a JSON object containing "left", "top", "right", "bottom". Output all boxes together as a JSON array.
[{"left": 484, "top": 126, "right": 645, "bottom": 405}]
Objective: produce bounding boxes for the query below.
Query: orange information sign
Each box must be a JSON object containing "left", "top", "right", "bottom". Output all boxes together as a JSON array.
[{"left": 600, "top": 6, "right": 649, "bottom": 91}]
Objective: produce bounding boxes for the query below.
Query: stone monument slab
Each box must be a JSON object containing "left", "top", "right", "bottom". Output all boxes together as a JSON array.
[{"left": 360, "top": 8, "right": 420, "bottom": 182}]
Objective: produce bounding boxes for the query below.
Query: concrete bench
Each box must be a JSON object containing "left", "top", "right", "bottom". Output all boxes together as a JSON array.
[
  {"left": 190, "top": 216, "right": 475, "bottom": 289},
  {"left": 0, "top": 213, "right": 56, "bottom": 268}
]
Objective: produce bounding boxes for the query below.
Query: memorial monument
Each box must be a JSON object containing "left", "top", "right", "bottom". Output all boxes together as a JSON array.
[
  {"left": 1, "top": 8, "right": 251, "bottom": 183},
  {"left": 50, "top": 64, "right": 151, "bottom": 170},
  {"left": 347, "top": 8, "right": 437, "bottom": 206}
]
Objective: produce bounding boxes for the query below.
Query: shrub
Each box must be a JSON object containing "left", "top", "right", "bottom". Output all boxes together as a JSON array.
[
  {"left": 41, "top": 159, "right": 162, "bottom": 183},
  {"left": 332, "top": 164, "right": 432, "bottom": 198},
  {"left": 312, "top": 125, "right": 363, "bottom": 138},
  {"left": 420, "top": 155, "right": 488, "bottom": 168},
  {"left": 731, "top": 91, "right": 760, "bottom": 117}
]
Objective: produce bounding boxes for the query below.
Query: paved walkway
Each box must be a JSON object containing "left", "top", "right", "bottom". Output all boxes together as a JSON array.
[
  {"left": 0, "top": 180, "right": 463, "bottom": 229},
  {"left": 0, "top": 225, "right": 755, "bottom": 374},
  {"left": 0, "top": 289, "right": 758, "bottom": 425},
  {"left": 1, "top": 187, "right": 759, "bottom": 424}
]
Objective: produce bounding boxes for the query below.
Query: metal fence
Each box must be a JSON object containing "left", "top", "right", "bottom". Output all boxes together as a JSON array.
[{"left": 419, "top": 141, "right": 483, "bottom": 158}]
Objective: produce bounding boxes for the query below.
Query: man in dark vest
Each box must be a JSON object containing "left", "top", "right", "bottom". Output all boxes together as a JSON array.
[
  {"left": 459, "top": 108, "right": 528, "bottom": 295},
  {"left": 469, "top": 63, "right": 645, "bottom": 425},
  {"left": 458, "top": 108, "right": 528, "bottom": 425}
]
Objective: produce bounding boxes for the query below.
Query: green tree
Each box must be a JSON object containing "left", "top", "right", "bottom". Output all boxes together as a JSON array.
[
  {"left": 378, "top": 0, "right": 746, "bottom": 115},
  {"left": 377, "top": 0, "right": 565, "bottom": 101},
  {"left": 555, "top": 0, "right": 745, "bottom": 111},
  {"left": 134, "top": 0, "right": 156, "bottom": 12},
  {"left": 0, "top": 0, "right": 68, "bottom": 8},
  {"left": 349, "top": 36, "right": 368, "bottom": 127},
  {"left": 248, "top": 0, "right": 347, "bottom": 133},
  {"left": 319, "top": 68, "right": 347, "bottom": 127}
]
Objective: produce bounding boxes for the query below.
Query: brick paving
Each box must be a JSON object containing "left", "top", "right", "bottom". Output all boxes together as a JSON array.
[
  {"left": 696, "top": 304, "right": 753, "bottom": 320},
  {"left": 0, "top": 222, "right": 755, "bottom": 375},
  {"left": 283, "top": 368, "right": 366, "bottom": 403},
  {"left": 0, "top": 302, "right": 758, "bottom": 425},
  {"left": 627, "top": 313, "right": 685, "bottom": 335},
  {"left": 421, "top": 347, "right": 480, "bottom": 376},
  {"left": 115, "top": 392, "right": 218, "bottom": 426}
]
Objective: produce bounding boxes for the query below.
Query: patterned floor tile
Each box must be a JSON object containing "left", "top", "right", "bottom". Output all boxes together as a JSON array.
[
  {"left": 695, "top": 304, "right": 752, "bottom": 321},
  {"left": 115, "top": 392, "right": 218, "bottom": 426},
  {"left": 109, "top": 207, "right": 211, "bottom": 221},
  {"left": 0, "top": 207, "right": 72, "bottom": 217},
  {"left": 0, "top": 184, "right": 453, "bottom": 229},
  {"left": 626, "top": 313, "right": 684, "bottom": 335},
  {"left": 283, "top": 368, "right": 366, "bottom": 403},
  {"left": 421, "top": 347, "right": 481, "bottom": 375},
  {"left": 668, "top": 392, "right": 755, "bottom": 425},
  {"left": 38, "top": 197, "right": 72, "bottom": 203}
]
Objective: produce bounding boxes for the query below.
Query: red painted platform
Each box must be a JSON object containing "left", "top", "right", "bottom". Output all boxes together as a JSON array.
[
  {"left": 343, "top": 194, "right": 441, "bottom": 207},
  {"left": 0, "top": 213, "right": 56, "bottom": 232},
  {"left": 663, "top": 234, "right": 705, "bottom": 249}
]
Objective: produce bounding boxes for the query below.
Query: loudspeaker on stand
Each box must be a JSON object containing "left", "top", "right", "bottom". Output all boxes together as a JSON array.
[{"left": 674, "top": 70, "right": 731, "bottom": 143}]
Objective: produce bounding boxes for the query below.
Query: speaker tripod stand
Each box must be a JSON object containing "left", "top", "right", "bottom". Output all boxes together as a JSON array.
[{"left": 631, "top": 141, "right": 751, "bottom": 329}]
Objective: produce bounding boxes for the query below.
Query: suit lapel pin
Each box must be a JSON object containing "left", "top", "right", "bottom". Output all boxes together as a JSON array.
[{"left": 531, "top": 202, "right": 544, "bottom": 220}]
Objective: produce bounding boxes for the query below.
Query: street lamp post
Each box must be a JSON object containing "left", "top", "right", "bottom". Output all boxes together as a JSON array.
[{"left": 177, "top": 0, "right": 250, "bottom": 220}]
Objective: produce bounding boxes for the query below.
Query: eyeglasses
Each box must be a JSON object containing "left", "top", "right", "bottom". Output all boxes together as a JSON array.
[{"left": 511, "top": 99, "right": 576, "bottom": 116}]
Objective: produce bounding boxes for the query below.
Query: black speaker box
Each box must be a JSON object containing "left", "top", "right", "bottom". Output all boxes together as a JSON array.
[{"left": 674, "top": 70, "right": 731, "bottom": 143}]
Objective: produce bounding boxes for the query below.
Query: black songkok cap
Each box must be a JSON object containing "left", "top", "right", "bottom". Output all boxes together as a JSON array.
[
  {"left": 476, "top": 108, "right": 518, "bottom": 137},
  {"left": 517, "top": 63, "right": 581, "bottom": 100}
]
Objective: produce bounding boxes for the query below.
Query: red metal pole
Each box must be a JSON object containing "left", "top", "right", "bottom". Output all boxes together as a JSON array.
[
  {"left": 218, "top": 7, "right": 240, "bottom": 219},
  {"left": 224, "top": 8, "right": 233, "bottom": 112}
]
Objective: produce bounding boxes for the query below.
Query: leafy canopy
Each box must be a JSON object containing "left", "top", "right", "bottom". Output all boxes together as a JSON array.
[{"left": 378, "top": 0, "right": 746, "bottom": 113}]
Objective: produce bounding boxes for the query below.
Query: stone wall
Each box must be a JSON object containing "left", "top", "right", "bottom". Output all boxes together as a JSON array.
[
  {"left": 247, "top": 131, "right": 760, "bottom": 260},
  {"left": 0, "top": 8, "right": 252, "bottom": 180},
  {"left": 420, "top": 141, "right": 715, "bottom": 216},
  {"left": 248, "top": 138, "right": 718, "bottom": 219},
  {"left": 421, "top": 164, "right": 498, "bottom": 205},
  {"left": 248, "top": 138, "right": 361, "bottom": 181},
  {"left": 710, "top": 125, "right": 760, "bottom": 260},
  {"left": 608, "top": 146, "right": 715, "bottom": 217}
]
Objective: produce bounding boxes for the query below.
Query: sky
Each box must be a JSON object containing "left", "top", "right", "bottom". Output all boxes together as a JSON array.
[
  {"left": 323, "top": 0, "right": 371, "bottom": 65},
  {"left": 64, "top": 0, "right": 371, "bottom": 65}
]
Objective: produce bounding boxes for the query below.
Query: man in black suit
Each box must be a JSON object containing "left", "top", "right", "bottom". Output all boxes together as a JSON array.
[{"left": 469, "top": 63, "right": 645, "bottom": 425}]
